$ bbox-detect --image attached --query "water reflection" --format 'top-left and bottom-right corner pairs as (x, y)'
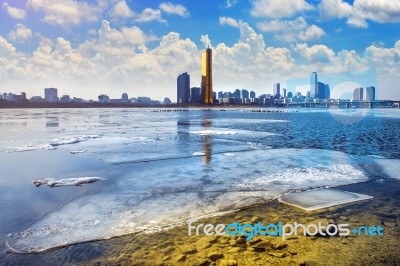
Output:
(201, 118), (212, 165)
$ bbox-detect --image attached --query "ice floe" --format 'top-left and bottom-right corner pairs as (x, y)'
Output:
(7, 149), (374, 253)
(32, 177), (102, 188)
(279, 189), (373, 211)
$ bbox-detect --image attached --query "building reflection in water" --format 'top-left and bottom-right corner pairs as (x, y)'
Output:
(200, 118), (212, 165)
(176, 115), (213, 165)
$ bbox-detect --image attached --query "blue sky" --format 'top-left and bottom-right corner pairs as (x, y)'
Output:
(0, 0), (399, 101)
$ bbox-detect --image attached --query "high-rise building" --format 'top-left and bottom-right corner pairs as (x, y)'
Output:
(287, 92), (293, 98)
(191, 87), (201, 102)
(283, 88), (287, 98)
(44, 88), (58, 102)
(250, 91), (256, 98)
(365, 86), (376, 101)
(242, 89), (249, 99)
(218, 91), (224, 99)
(98, 94), (109, 103)
(163, 97), (172, 104)
(201, 48), (213, 104)
(233, 89), (241, 98)
(273, 83), (281, 98)
(122, 93), (129, 102)
(60, 95), (70, 102)
(177, 72), (190, 104)
(353, 87), (363, 101)
(317, 82), (326, 99)
(310, 72), (317, 98)
(325, 84), (330, 100)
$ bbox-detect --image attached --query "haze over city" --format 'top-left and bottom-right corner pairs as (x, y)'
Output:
(0, 0), (399, 101)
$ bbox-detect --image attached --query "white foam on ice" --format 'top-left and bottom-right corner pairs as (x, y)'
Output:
(69, 150), (87, 154)
(48, 134), (101, 146)
(236, 164), (367, 190)
(6, 149), (372, 253)
(193, 152), (205, 156)
(32, 177), (102, 188)
(279, 189), (373, 211)
(39, 144), (56, 150)
(189, 130), (238, 135)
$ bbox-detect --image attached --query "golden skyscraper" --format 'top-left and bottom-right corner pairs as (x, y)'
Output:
(201, 48), (213, 104)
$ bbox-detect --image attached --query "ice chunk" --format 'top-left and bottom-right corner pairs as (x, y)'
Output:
(371, 159), (400, 180)
(32, 177), (102, 188)
(48, 134), (101, 146)
(279, 189), (373, 211)
(189, 130), (238, 135)
(7, 149), (370, 253)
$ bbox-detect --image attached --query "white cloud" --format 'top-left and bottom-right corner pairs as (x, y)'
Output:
(257, 17), (325, 42)
(294, 43), (335, 63)
(200, 35), (212, 49)
(318, 0), (352, 19)
(0, 21), (399, 101)
(159, 2), (189, 17)
(219, 16), (239, 28)
(251, 0), (314, 18)
(27, 0), (100, 28)
(318, 0), (400, 28)
(2, 2), (27, 19)
(224, 0), (238, 8)
(8, 24), (33, 43)
(111, 1), (134, 18)
(135, 8), (166, 24)
(0, 36), (16, 55)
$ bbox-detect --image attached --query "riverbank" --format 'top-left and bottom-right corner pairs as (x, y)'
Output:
(3, 178), (398, 266)
(84, 179), (400, 266)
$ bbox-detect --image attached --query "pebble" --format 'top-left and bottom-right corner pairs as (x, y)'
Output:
(207, 252), (224, 261)
(269, 252), (286, 258)
(219, 259), (238, 266)
(175, 254), (186, 262)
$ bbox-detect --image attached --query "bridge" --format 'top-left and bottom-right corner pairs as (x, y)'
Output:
(286, 101), (400, 109)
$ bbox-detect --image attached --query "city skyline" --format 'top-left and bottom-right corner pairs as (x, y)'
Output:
(0, 0), (400, 101)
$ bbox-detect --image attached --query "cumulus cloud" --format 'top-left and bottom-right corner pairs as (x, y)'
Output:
(257, 17), (325, 42)
(0, 20), (399, 101)
(111, 1), (134, 18)
(200, 34), (212, 48)
(27, 0), (100, 28)
(0, 36), (17, 55)
(2, 2), (27, 19)
(8, 24), (33, 43)
(318, 0), (400, 28)
(159, 2), (189, 17)
(219, 16), (239, 28)
(135, 8), (166, 24)
(224, 0), (238, 8)
(294, 43), (335, 63)
(251, 0), (314, 18)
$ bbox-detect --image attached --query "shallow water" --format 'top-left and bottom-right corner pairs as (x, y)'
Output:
(0, 108), (399, 262)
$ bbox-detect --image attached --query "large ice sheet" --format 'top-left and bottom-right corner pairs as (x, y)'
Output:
(6, 148), (371, 253)
(279, 189), (373, 211)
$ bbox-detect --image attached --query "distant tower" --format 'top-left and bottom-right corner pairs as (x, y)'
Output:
(201, 48), (213, 104)
(273, 83), (281, 98)
(365, 86), (376, 101)
(177, 72), (190, 104)
(122, 93), (128, 102)
(44, 88), (58, 102)
(310, 72), (317, 98)
(353, 88), (363, 101)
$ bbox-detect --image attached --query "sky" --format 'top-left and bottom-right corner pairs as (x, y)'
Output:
(0, 0), (399, 101)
